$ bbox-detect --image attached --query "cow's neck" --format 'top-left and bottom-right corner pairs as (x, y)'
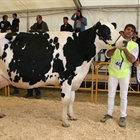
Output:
(74, 27), (96, 62)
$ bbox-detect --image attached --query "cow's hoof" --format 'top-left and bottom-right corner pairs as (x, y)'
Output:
(67, 114), (77, 121)
(0, 113), (6, 118)
(70, 118), (77, 121)
(62, 124), (70, 127)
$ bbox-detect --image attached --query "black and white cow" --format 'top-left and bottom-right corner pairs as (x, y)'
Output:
(0, 19), (125, 126)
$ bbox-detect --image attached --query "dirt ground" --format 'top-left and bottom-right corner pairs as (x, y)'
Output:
(0, 87), (140, 140)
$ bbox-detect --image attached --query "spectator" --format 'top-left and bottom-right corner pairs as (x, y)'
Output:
(11, 13), (20, 32)
(0, 15), (11, 32)
(132, 31), (140, 46)
(71, 10), (87, 32)
(132, 31), (140, 76)
(60, 16), (73, 32)
(30, 15), (49, 32)
(24, 88), (41, 99)
(100, 24), (139, 127)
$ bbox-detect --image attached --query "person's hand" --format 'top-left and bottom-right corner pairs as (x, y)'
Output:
(1, 23), (4, 28)
(75, 11), (78, 15)
(134, 58), (140, 67)
(115, 40), (127, 50)
(6, 30), (12, 33)
(80, 18), (84, 22)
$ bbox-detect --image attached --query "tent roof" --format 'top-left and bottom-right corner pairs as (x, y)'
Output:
(0, 0), (140, 13)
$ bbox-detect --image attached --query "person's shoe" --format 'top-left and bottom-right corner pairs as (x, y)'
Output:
(119, 117), (126, 127)
(24, 93), (33, 98)
(35, 94), (41, 99)
(100, 114), (112, 123)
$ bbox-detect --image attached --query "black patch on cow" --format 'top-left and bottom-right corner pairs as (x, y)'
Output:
(4, 44), (8, 50)
(63, 28), (96, 73)
(5, 32), (18, 41)
(53, 53), (64, 74)
(94, 21), (101, 30)
(1, 52), (7, 60)
(67, 74), (76, 85)
(4, 32), (62, 85)
(53, 37), (59, 50)
(61, 93), (65, 98)
(98, 25), (111, 41)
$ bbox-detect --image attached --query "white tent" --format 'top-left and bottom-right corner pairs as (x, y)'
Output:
(0, 0), (140, 34)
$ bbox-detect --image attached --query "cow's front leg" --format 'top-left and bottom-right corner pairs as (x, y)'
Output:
(61, 81), (71, 127)
(67, 91), (77, 121)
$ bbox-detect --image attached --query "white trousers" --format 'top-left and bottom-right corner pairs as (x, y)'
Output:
(107, 75), (130, 117)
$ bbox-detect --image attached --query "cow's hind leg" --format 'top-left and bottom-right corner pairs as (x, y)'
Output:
(67, 91), (77, 121)
(61, 81), (72, 127)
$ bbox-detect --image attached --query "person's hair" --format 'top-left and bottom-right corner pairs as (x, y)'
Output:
(76, 10), (83, 19)
(135, 31), (138, 35)
(63, 17), (68, 20)
(37, 15), (42, 19)
(2, 15), (8, 20)
(124, 24), (136, 33)
(111, 22), (117, 29)
(13, 13), (17, 17)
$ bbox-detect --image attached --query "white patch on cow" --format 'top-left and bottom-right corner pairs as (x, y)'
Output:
(22, 44), (26, 50)
(72, 61), (91, 91)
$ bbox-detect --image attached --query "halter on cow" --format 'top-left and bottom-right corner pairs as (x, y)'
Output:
(0, 19), (125, 126)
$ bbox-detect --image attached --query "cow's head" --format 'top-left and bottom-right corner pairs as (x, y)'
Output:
(94, 19), (126, 53)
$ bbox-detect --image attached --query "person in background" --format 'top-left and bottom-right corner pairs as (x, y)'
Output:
(30, 15), (49, 32)
(60, 16), (73, 32)
(11, 87), (19, 95)
(132, 31), (140, 46)
(11, 13), (20, 32)
(131, 31), (140, 76)
(71, 10), (87, 32)
(10, 13), (20, 94)
(24, 88), (41, 99)
(100, 24), (139, 127)
(0, 15), (11, 32)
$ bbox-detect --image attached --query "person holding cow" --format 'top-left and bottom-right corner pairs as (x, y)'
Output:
(71, 10), (87, 32)
(100, 24), (139, 127)
(30, 15), (49, 32)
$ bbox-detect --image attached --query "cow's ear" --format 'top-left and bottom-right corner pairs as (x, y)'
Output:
(94, 21), (101, 30)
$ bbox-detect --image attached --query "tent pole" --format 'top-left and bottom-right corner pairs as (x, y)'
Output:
(27, 12), (29, 32)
